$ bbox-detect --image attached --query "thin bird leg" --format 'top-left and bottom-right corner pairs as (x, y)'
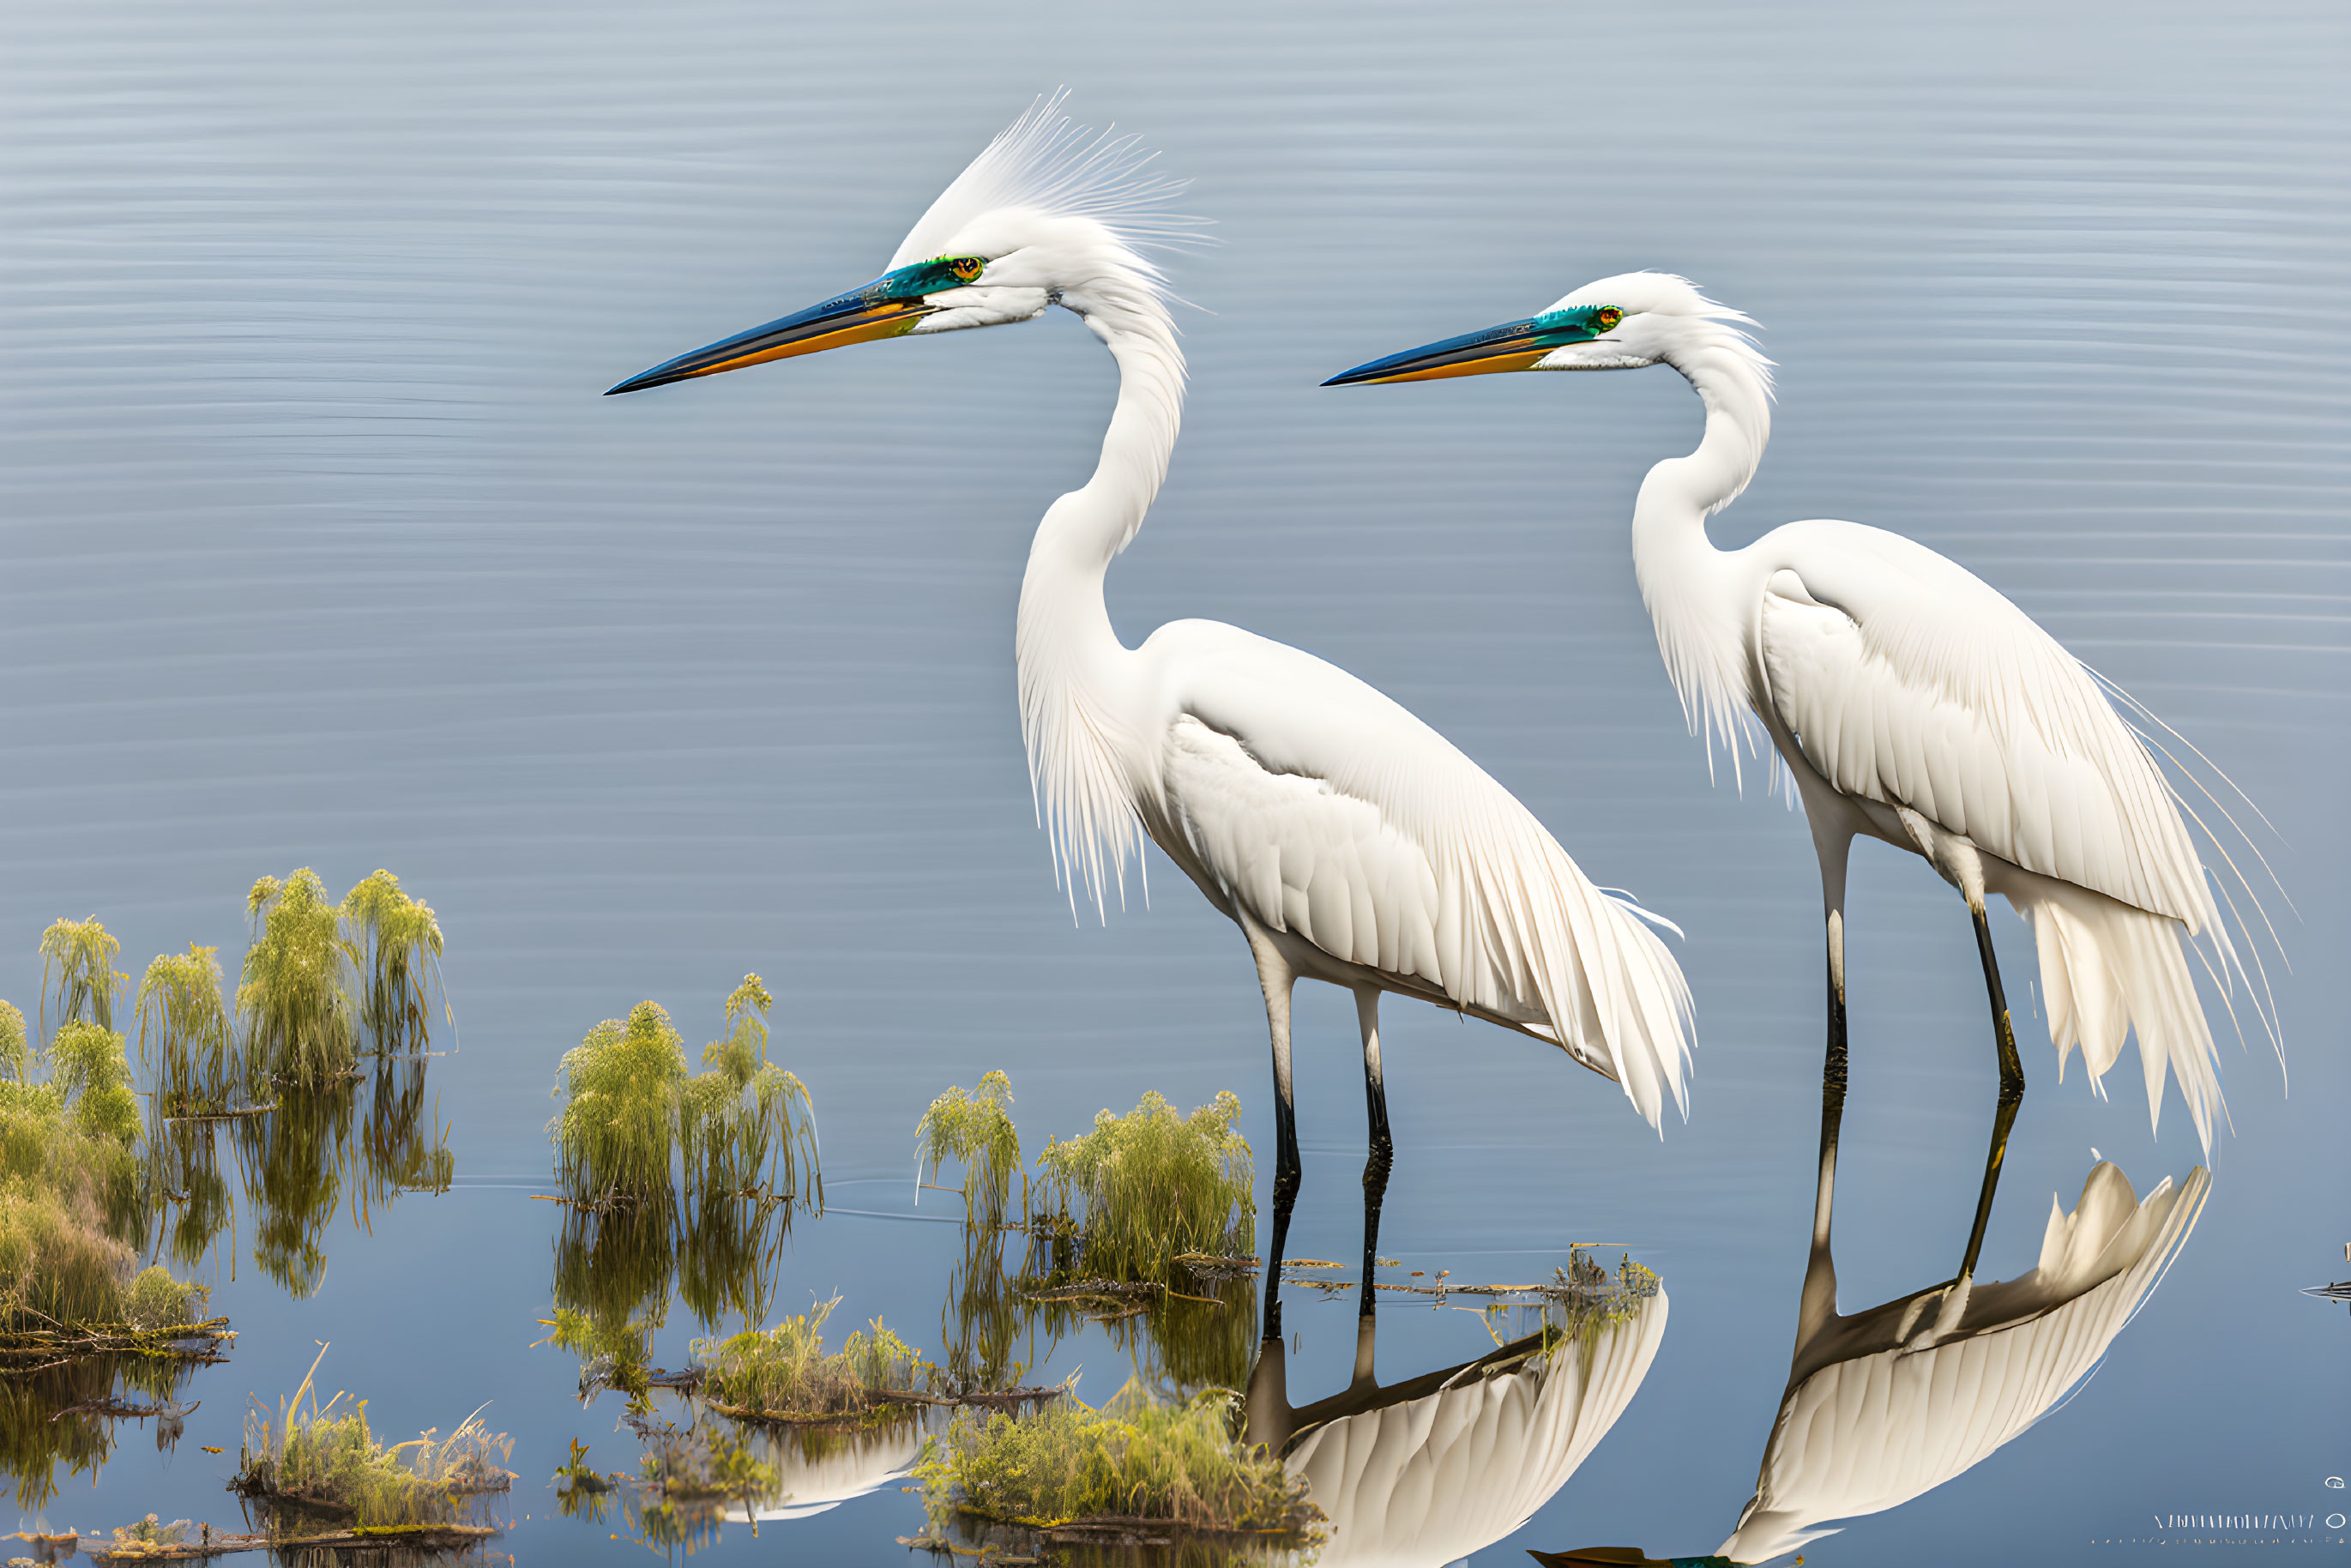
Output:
(1798, 832), (1850, 1349)
(1239, 913), (1300, 1340)
(1956, 902), (2028, 1283)
(1353, 986), (1393, 1330)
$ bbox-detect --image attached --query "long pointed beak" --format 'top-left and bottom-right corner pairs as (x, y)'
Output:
(606, 285), (936, 395)
(1323, 317), (1565, 386)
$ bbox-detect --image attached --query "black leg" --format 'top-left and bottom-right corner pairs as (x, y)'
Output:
(1240, 914), (1300, 1341)
(1956, 903), (2027, 1282)
(1353, 988), (1392, 1329)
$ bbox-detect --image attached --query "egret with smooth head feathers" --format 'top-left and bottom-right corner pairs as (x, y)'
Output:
(609, 108), (1698, 1328)
(1331, 273), (2279, 1300)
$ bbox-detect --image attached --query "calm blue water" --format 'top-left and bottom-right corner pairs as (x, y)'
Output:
(2, 1), (2346, 1562)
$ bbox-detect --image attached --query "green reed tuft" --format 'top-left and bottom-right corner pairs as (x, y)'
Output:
(0, 1008), (190, 1329)
(236, 1348), (514, 1535)
(39, 917), (124, 1039)
(695, 1294), (926, 1422)
(239, 871), (361, 1087)
(916, 1378), (1320, 1540)
(1034, 1090), (1254, 1279)
(136, 945), (238, 1116)
(915, 1070), (1022, 1233)
(340, 870), (449, 1052)
(552, 1002), (689, 1205)
(679, 975), (821, 1212)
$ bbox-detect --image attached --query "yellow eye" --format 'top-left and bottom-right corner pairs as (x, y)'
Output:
(1596, 307), (1623, 330)
(949, 256), (985, 283)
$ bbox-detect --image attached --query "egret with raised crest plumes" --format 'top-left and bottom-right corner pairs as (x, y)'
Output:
(609, 106), (1697, 1325)
(1330, 274), (2280, 1299)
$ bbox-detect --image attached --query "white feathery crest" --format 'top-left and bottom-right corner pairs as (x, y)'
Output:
(888, 90), (1205, 273)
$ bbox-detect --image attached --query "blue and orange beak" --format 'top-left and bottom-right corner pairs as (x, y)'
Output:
(1323, 305), (1620, 386)
(606, 256), (984, 395)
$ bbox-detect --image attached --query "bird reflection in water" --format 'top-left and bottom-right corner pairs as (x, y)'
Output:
(1234, 1173), (1668, 1568)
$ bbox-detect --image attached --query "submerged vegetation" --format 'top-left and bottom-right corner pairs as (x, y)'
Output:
(234, 1348), (513, 1539)
(916, 1378), (1321, 1543)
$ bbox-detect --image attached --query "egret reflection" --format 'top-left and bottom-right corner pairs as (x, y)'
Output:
(1718, 1159), (2206, 1563)
(1242, 1247), (1667, 1568)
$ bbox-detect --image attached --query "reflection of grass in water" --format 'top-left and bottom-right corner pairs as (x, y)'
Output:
(1036, 1090), (1254, 1280)
(339, 870), (447, 1053)
(546, 1198), (678, 1407)
(916, 1379), (1320, 1541)
(239, 871), (360, 1089)
(136, 946), (238, 1117)
(696, 1294), (926, 1422)
(0, 1351), (205, 1510)
(39, 917), (125, 1038)
(916, 1071), (1021, 1233)
(235, 1348), (514, 1535)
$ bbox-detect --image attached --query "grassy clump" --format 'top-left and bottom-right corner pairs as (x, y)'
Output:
(552, 1002), (690, 1206)
(39, 918), (125, 1038)
(917, 1379), (1320, 1540)
(1036, 1091), (1254, 1278)
(696, 1294), (926, 1422)
(124, 1264), (209, 1330)
(0, 1011), (166, 1326)
(136, 945), (238, 1117)
(914, 1070), (1021, 1233)
(340, 870), (448, 1052)
(235, 1351), (514, 1535)
(240, 871), (361, 1087)
(679, 976), (821, 1211)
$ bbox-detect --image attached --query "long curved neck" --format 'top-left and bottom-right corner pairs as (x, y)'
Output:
(1015, 280), (1185, 918)
(1628, 323), (1775, 777)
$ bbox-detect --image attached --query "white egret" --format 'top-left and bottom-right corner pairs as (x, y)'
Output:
(1331, 274), (2276, 1292)
(607, 107), (1697, 1318)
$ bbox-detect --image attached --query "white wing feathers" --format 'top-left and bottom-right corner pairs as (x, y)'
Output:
(1752, 521), (2262, 1149)
(1148, 624), (1694, 1129)
(1756, 522), (2215, 931)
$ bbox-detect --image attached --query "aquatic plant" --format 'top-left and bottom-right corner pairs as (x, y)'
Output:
(679, 975), (822, 1211)
(136, 945), (238, 1117)
(124, 1265), (209, 1330)
(1034, 1090), (1254, 1278)
(235, 1348), (514, 1535)
(340, 870), (449, 1052)
(696, 1294), (927, 1422)
(552, 1002), (689, 1205)
(916, 1378), (1320, 1540)
(0, 1015), (155, 1325)
(39, 917), (124, 1038)
(915, 1070), (1021, 1233)
(238, 871), (361, 1086)
(0, 1001), (26, 1083)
